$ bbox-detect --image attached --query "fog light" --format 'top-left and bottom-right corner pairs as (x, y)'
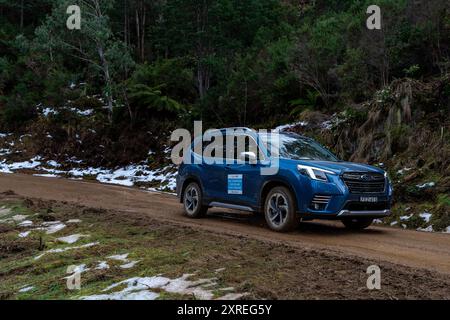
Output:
(310, 195), (332, 211)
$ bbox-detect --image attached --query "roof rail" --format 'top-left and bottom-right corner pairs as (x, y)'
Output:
(220, 127), (255, 132)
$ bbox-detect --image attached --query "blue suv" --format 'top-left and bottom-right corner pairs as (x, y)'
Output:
(176, 128), (393, 232)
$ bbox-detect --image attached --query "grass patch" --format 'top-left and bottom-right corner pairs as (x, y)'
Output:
(1, 195), (449, 300)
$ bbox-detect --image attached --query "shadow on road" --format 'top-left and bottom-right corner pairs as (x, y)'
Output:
(206, 209), (387, 236)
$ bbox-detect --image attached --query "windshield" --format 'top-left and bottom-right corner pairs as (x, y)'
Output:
(259, 133), (339, 161)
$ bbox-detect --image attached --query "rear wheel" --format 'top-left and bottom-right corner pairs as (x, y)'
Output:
(183, 182), (208, 218)
(341, 218), (373, 230)
(264, 186), (299, 232)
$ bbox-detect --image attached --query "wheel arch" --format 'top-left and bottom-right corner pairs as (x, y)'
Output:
(180, 175), (204, 203)
(260, 179), (298, 212)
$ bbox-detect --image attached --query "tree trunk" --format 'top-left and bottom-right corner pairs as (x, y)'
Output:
(124, 0), (128, 46)
(135, 1), (147, 62)
(121, 85), (135, 128)
(141, 7), (146, 61)
(20, 0), (24, 30)
(97, 45), (114, 119)
(195, 0), (211, 99)
(91, 0), (114, 120)
(136, 7), (140, 60)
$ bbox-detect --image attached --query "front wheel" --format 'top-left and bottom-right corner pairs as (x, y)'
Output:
(264, 186), (299, 232)
(341, 218), (373, 230)
(183, 182), (208, 218)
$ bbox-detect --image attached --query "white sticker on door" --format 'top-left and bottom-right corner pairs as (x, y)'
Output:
(228, 174), (243, 195)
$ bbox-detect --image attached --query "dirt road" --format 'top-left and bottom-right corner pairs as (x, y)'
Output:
(1, 173), (450, 275)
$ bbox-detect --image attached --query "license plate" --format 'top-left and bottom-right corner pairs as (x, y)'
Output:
(360, 196), (378, 203)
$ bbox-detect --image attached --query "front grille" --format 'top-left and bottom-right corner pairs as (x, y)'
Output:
(342, 172), (386, 194)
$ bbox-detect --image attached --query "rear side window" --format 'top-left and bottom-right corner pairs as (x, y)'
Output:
(225, 134), (264, 161)
(194, 133), (265, 162)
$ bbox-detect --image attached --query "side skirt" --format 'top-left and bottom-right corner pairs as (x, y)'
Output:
(208, 202), (255, 212)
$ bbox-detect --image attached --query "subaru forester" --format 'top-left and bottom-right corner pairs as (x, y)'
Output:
(176, 128), (393, 232)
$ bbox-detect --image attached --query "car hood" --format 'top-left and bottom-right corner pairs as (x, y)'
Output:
(293, 160), (385, 175)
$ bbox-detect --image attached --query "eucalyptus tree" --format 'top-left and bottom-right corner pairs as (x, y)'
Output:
(34, 0), (134, 120)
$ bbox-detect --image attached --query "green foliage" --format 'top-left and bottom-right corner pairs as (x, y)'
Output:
(389, 124), (411, 153)
(336, 48), (372, 101)
(437, 194), (450, 207)
(341, 107), (368, 123)
(128, 84), (184, 114)
(289, 90), (320, 117)
(0, 0), (448, 129)
(1, 96), (37, 129)
(404, 65), (421, 78)
(130, 59), (195, 105)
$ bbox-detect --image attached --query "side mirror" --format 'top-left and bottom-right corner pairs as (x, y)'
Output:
(239, 151), (257, 164)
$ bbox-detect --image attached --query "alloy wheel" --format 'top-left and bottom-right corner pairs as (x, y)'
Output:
(267, 193), (289, 227)
(184, 185), (199, 214)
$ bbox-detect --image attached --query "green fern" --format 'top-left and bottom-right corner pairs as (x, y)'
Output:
(289, 90), (320, 117)
(128, 84), (183, 113)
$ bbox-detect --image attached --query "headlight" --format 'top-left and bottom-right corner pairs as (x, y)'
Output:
(297, 165), (335, 182)
(384, 171), (394, 194)
(384, 171), (391, 183)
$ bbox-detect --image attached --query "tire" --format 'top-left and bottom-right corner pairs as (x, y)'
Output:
(183, 182), (208, 218)
(264, 186), (299, 232)
(341, 218), (373, 230)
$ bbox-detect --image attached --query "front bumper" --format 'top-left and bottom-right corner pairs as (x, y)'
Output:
(337, 209), (391, 218)
(294, 174), (393, 219)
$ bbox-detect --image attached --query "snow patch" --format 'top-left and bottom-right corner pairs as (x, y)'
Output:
(12, 215), (28, 222)
(107, 254), (129, 262)
(41, 107), (59, 117)
(0, 148), (11, 156)
(275, 121), (308, 132)
(46, 160), (61, 168)
(397, 167), (412, 175)
(0, 133), (12, 138)
(70, 108), (94, 116)
(321, 114), (345, 130)
(18, 231), (31, 238)
(2, 156), (41, 173)
(18, 220), (33, 227)
(19, 286), (35, 293)
(416, 182), (436, 189)
(57, 234), (90, 244)
(0, 163), (13, 174)
(34, 242), (99, 260)
(417, 226), (434, 233)
(38, 221), (66, 234)
(420, 212), (432, 223)
(65, 264), (90, 277)
(33, 174), (60, 178)
(1, 153), (177, 192)
(120, 261), (140, 269)
(82, 274), (245, 301)
(83, 290), (159, 301)
(95, 164), (177, 190)
(67, 219), (82, 224)
(95, 261), (110, 270)
(0, 207), (11, 217)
